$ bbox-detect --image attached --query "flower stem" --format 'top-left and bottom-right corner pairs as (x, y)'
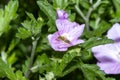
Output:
(75, 0), (101, 31)
(75, 5), (87, 21)
(75, 5), (90, 31)
(25, 37), (39, 79)
(85, 7), (93, 31)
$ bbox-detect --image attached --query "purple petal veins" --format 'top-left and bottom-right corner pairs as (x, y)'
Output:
(47, 10), (85, 51)
(92, 23), (120, 74)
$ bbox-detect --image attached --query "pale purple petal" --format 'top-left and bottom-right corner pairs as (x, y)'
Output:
(56, 10), (68, 19)
(47, 32), (70, 51)
(97, 62), (120, 74)
(68, 24), (85, 40)
(92, 42), (120, 74)
(56, 19), (78, 32)
(71, 39), (84, 45)
(107, 23), (120, 41)
(92, 43), (120, 63)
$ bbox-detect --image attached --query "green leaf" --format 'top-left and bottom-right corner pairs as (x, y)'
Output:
(106, 78), (116, 80)
(109, 18), (120, 23)
(82, 37), (114, 49)
(0, 58), (16, 80)
(16, 28), (32, 39)
(22, 59), (30, 75)
(7, 52), (18, 65)
(26, 12), (36, 21)
(53, 0), (69, 9)
(47, 20), (56, 32)
(23, 12), (43, 33)
(80, 49), (93, 62)
(33, 49), (81, 78)
(37, 1), (56, 21)
(112, 0), (120, 17)
(17, 12), (44, 39)
(79, 0), (90, 9)
(32, 54), (51, 73)
(4, 0), (18, 21)
(7, 38), (19, 54)
(61, 63), (80, 77)
(81, 64), (115, 80)
(37, 1), (56, 32)
(81, 64), (105, 80)
(93, 20), (111, 37)
(15, 70), (26, 80)
(68, 13), (76, 21)
(56, 48), (81, 76)
(0, 0), (18, 36)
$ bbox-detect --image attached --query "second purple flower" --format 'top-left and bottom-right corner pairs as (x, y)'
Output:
(92, 23), (120, 74)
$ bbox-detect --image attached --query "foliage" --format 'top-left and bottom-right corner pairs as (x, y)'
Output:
(0, 0), (120, 80)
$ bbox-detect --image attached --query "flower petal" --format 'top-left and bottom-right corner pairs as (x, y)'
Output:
(71, 39), (84, 45)
(56, 10), (68, 19)
(47, 32), (70, 51)
(107, 23), (120, 41)
(92, 43), (120, 63)
(68, 24), (85, 40)
(56, 19), (78, 33)
(97, 62), (120, 74)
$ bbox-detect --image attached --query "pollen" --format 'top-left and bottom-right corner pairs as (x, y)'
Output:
(58, 36), (71, 44)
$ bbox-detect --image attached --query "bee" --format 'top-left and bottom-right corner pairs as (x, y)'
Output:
(58, 36), (71, 44)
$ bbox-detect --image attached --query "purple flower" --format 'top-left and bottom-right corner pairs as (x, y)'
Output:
(92, 23), (120, 74)
(47, 10), (85, 51)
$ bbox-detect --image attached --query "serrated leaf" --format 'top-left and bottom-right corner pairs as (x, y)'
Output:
(32, 54), (51, 73)
(4, 0), (18, 21)
(20, 12), (44, 37)
(82, 37), (114, 49)
(37, 1), (56, 21)
(26, 12), (36, 21)
(56, 48), (81, 76)
(16, 70), (26, 80)
(60, 48), (80, 67)
(16, 28), (32, 39)
(47, 20), (56, 32)
(53, 0), (69, 9)
(0, 58), (16, 80)
(81, 64), (106, 80)
(93, 21), (111, 36)
(81, 64), (115, 80)
(61, 63), (80, 77)
(37, 1), (56, 32)
(21, 20), (32, 31)
(33, 49), (81, 77)
(0, 0), (18, 36)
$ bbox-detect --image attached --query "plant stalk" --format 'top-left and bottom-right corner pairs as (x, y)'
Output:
(75, 0), (101, 31)
(25, 37), (39, 79)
